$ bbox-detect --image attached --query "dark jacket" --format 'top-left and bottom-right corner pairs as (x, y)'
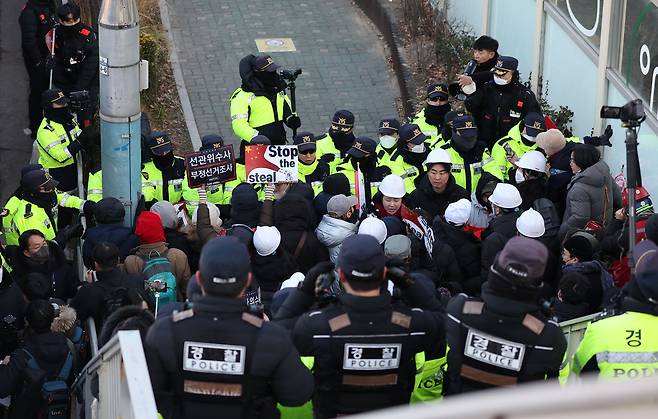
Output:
(407, 174), (469, 221)
(99, 305), (155, 347)
(480, 211), (521, 282)
(432, 219), (482, 295)
(445, 283), (566, 395)
(559, 160), (622, 239)
(550, 298), (590, 323)
(9, 241), (78, 300)
(52, 22), (99, 93)
(252, 252), (293, 313)
(465, 75), (541, 148)
(274, 194), (329, 274)
(83, 223), (139, 268)
(517, 178), (549, 211)
(278, 282), (445, 417)
(69, 268), (145, 329)
(0, 331), (73, 415)
(562, 261), (615, 313)
(470, 54), (498, 87)
(546, 142), (575, 218)
(164, 227), (198, 272)
(0, 277), (26, 357)
(18, 0), (53, 66)
(144, 295), (313, 419)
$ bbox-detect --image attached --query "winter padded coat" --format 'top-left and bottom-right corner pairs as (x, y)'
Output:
(559, 160), (621, 238)
(315, 215), (358, 263)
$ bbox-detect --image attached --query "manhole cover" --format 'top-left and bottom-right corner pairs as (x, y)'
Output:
(255, 38), (296, 52)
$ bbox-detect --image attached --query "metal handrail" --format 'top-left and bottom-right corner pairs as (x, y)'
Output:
(72, 330), (157, 419)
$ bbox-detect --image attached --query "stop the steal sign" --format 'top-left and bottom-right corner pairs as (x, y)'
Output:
(245, 145), (298, 184)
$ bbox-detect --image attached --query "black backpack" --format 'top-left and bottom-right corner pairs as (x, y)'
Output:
(19, 347), (74, 419)
(100, 286), (129, 325)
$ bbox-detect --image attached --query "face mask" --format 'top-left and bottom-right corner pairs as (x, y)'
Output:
(46, 107), (74, 124)
(153, 152), (175, 169)
(515, 169), (525, 184)
(522, 133), (536, 143)
(452, 132), (477, 153)
(410, 143), (426, 154)
(493, 75), (510, 85)
(379, 135), (397, 149)
(30, 245), (50, 264)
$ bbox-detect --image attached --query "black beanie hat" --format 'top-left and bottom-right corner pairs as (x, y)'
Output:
(572, 144), (600, 171)
(563, 235), (593, 261)
(322, 173), (351, 196)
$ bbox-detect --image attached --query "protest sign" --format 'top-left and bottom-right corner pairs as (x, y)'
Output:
(185, 145), (236, 188)
(245, 145), (298, 184)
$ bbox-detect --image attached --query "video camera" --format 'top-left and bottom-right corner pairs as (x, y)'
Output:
(68, 90), (91, 114)
(278, 68), (302, 82)
(600, 99), (645, 127)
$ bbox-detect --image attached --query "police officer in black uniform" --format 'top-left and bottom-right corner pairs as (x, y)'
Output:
(276, 234), (445, 418)
(465, 56), (540, 148)
(19, 0), (55, 135)
(53, 2), (99, 119)
(444, 236), (566, 395)
(144, 236), (314, 419)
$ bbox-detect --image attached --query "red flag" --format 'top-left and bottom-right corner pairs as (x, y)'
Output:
(245, 145), (280, 172)
(545, 115), (557, 130)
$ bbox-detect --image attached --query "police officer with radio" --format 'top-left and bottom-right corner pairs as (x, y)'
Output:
(144, 236), (314, 419)
(276, 234), (445, 418)
(445, 237), (566, 395)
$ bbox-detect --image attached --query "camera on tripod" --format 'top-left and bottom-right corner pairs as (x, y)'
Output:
(600, 99), (645, 127)
(278, 68), (302, 82)
(68, 90), (91, 113)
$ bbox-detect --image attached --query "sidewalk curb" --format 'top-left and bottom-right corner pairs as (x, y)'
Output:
(158, 0), (201, 150)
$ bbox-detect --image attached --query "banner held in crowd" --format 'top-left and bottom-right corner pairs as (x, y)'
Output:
(185, 145), (236, 188)
(245, 145), (298, 184)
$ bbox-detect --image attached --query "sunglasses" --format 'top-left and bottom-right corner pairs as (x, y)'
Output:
(299, 149), (316, 155)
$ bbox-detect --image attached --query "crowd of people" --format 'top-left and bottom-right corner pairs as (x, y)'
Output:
(0, 1), (657, 418)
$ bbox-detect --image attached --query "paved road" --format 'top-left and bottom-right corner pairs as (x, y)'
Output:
(165, 0), (398, 148)
(0, 0), (33, 205)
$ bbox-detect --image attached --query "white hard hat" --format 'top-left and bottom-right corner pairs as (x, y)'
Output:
(281, 272), (305, 289)
(444, 198), (472, 226)
(358, 216), (388, 244)
(516, 208), (546, 238)
(379, 174), (406, 198)
(488, 183), (522, 209)
(253, 225), (282, 256)
(423, 148), (451, 166)
(516, 150), (547, 173)
(192, 203), (222, 230)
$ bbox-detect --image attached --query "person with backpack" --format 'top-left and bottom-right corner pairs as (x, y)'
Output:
(0, 299), (76, 419)
(124, 211), (191, 314)
(70, 242), (145, 331)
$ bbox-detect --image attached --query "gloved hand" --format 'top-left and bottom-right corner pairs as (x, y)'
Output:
(56, 222), (84, 245)
(286, 114), (301, 130)
(599, 124), (613, 147)
(385, 258), (414, 290)
(320, 154), (335, 164)
(67, 140), (83, 156)
(300, 261), (335, 297)
(82, 200), (96, 221)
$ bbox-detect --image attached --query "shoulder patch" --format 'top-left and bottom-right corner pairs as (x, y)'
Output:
(0, 208), (8, 218)
(391, 311), (411, 329)
(141, 171), (149, 180)
(44, 124), (55, 132)
(522, 314), (545, 335)
(230, 88), (243, 100)
(172, 309), (194, 322)
(242, 312), (263, 328)
(462, 301), (484, 315)
(79, 28), (91, 37)
(328, 313), (351, 332)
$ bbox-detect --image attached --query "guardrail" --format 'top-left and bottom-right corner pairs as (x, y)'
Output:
(559, 312), (598, 370)
(72, 330), (157, 419)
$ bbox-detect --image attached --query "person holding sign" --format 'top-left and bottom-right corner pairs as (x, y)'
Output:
(332, 137), (392, 208)
(182, 134), (230, 217)
(223, 135), (270, 204)
(294, 132), (330, 196)
(141, 131), (187, 205)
